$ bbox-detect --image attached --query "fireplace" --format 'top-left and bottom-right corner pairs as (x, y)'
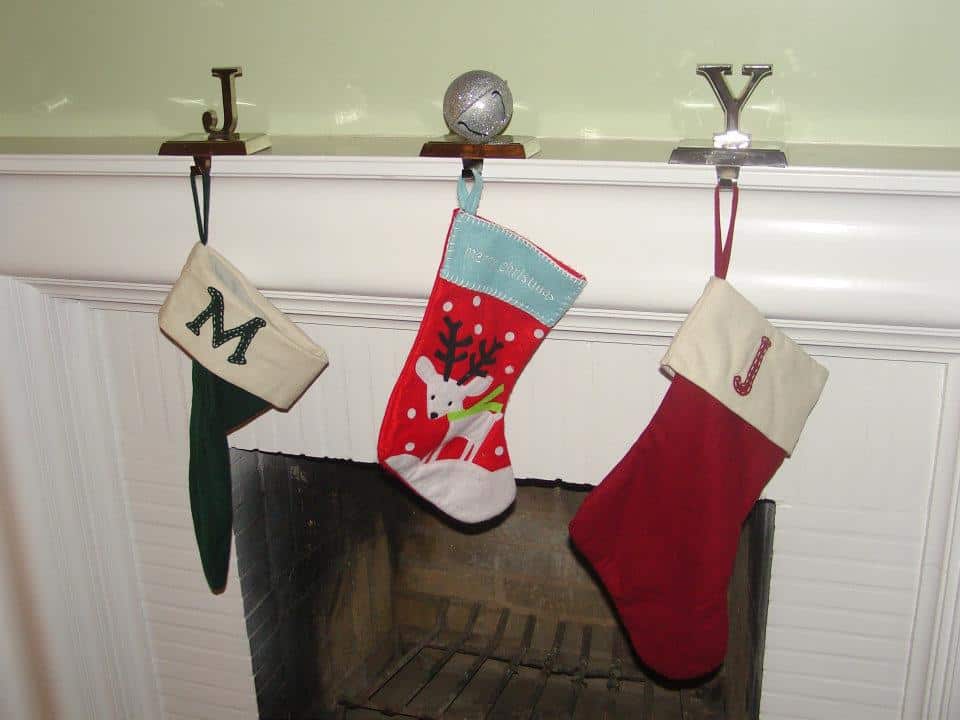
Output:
(4, 147), (959, 720)
(231, 450), (775, 719)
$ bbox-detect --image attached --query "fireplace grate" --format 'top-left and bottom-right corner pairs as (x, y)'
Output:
(232, 453), (771, 719)
(336, 596), (724, 720)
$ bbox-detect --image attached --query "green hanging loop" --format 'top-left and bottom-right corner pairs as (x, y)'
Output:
(190, 157), (212, 245)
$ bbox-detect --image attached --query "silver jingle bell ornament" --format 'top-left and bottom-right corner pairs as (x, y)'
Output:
(443, 70), (514, 144)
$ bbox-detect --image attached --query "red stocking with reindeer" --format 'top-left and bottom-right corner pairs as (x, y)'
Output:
(378, 170), (586, 523)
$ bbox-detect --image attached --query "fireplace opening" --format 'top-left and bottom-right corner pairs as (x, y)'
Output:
(230, 450), (775, 720)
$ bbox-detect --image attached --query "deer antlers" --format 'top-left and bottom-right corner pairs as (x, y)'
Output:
(435, 316), (471, 381)
(459, 337), (504, 386)
(434, 315), (503, 384)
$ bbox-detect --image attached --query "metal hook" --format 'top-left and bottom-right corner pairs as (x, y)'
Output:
(716, 164), (739, 190)
(191, 154), (212, 176)
(461, 158), (483, 179)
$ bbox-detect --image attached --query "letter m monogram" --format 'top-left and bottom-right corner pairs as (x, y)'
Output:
(185, 287), (267, 365)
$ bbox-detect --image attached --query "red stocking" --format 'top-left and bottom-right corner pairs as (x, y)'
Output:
(569, 185), (828, 679)
(378, 170), (586, 523)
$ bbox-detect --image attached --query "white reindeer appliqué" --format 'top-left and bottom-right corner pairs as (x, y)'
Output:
(416, 316), (505, 464)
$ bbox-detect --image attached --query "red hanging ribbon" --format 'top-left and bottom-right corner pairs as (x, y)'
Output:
(713, 183), (739, 279)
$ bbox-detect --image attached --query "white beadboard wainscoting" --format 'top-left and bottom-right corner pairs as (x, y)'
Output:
(2, 147), (960, 720)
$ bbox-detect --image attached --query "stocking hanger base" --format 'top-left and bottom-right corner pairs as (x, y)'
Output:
(670, 144), (787, 188)
(420, 134), (540, 178)
(158, 133), (272, 158)
(669, 144), (786, 167)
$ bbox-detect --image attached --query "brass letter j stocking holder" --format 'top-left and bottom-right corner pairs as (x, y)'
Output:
(159, 66), (272, 162)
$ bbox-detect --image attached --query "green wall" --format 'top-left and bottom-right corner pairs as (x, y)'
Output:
(2, 0), (956, 146)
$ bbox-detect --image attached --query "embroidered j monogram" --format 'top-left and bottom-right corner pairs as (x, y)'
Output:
(185, 286), (267, 365)
(733, 335), (772, 396)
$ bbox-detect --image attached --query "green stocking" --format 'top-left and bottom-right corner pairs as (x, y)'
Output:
(162, 169), (328, 593)
(189, 361), (269, 593)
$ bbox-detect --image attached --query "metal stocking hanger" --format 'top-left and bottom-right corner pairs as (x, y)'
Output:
(159, 67), (272, 244)
(670, 64), (786, 263)
(159, 66), (271, 163)
(670, 63), (787, 188)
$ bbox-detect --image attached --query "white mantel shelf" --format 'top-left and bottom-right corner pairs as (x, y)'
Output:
(2, 140), (960, 720)
(3, 135), (960, 195)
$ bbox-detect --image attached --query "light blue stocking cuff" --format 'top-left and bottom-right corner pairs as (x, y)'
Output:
(440, 211), (586, 327)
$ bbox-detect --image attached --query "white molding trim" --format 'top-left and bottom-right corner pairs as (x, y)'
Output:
(3, 152), (960, 196)
(907, 358), (960, 719)
(6, 160), (960, 328)
(0, 280), (164, 720)
(22, 277), (960, 358)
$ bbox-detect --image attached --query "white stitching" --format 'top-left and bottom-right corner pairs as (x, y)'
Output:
(442, 212), (585, 326)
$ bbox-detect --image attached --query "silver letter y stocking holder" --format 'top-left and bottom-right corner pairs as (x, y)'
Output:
(670, 64), (787, 186)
